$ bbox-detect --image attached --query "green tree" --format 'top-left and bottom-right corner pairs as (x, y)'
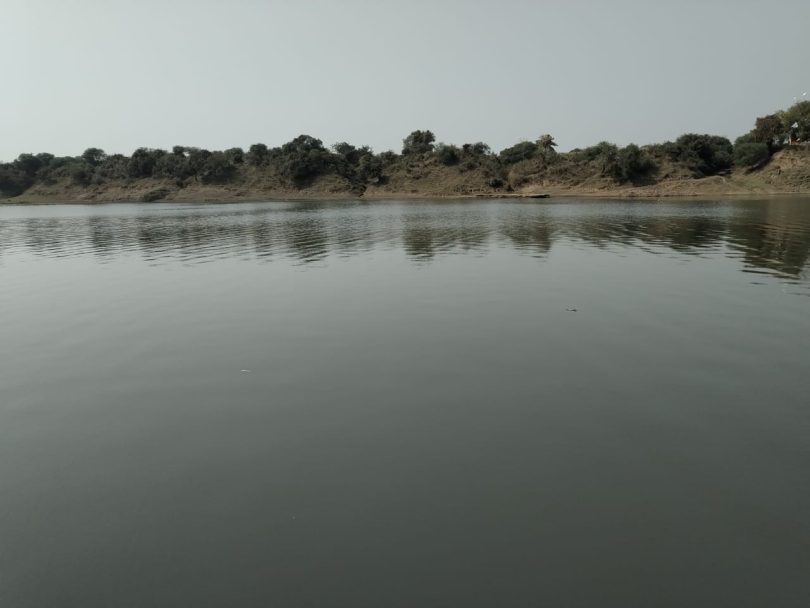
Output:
(781, 101), (810, 141)
(333, 142), (362, 165)
(278, 135), (333, 183)
(199, 152), (237, 184)
(14, 153), (44, 176)
(246, 143), (268, 166)
(35, 152), (55, 167)
(154, 153), (188, 179)
(751, 115), (784, 152)
(96, 154), (129, 180)
(185, 148), (212, 175)
(590, 142), (619, 175)
(537, 134), (558, 156)
(127, 148), (165, 178)
(402, 130), (436, 155)
(357, 154), (383, 182)
(224, 147), (244, 164)
(0, 164), (32, 196)
(81, 148), (106, 167)
(674, 134), (733, 176)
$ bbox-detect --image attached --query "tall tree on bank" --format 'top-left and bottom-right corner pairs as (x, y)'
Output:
(402, 130), (435, 155)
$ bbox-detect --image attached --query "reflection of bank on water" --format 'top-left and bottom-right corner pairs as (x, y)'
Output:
(1, 198), (809, 283)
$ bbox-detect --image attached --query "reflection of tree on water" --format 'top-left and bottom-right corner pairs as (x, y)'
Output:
(22, 218), (75, 256)
(6, 200), (810, 280)
(249, 220), (279, 258)
(88, 216), (122, 258)
(330, 213), (379, 256)
(402, 212), (489, 260)
(643, 216), (726, 251)
(135, 215), (258, 260)
(499, 219), (553, 254)
(726, 201), (810, 277)
(281, 217), (329, 263)
(567, 214), (726, 251)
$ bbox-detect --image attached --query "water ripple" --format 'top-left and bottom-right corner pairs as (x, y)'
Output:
(1, 199), (809, 287)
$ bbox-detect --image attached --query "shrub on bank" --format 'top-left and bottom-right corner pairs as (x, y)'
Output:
(733, 142), (770, 168)
(435, 144), (461, 166)
(613, 144), (657, 183)
(673, 134), (733, 177)
(0, 165), (32, 196)
(499, 141), (537, 165)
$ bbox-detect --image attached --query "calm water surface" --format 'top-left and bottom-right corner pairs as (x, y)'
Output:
(1, 199), (809, 607)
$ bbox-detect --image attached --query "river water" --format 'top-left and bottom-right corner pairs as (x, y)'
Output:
(1, 199), (809, 607)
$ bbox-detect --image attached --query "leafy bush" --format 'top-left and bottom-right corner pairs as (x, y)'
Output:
(224, 147), (244, 165)
(199, 152), (237, 184)
(69, 162), (93, 185)
(14, 153), (45, 176)
(673, 134), (733, 176)
(613, 144), (657, 183)
(127, 148), (165, 178)
(154, 153), (189, 179)
(499, 141), (537, 165)
(277, 135), (333, 183)
(332, 142), (361, 164)
(435, 144), (461, 166)
(185, 148), (212, 175)
(566, 141), (619, 175)
(462, 142), (491, 156)
(588, 141), (618, 164)
(377, 151), (399, 165)
(358, 154), (383, 182)
(0, 165), (32, 196)
(35, 152), (55, 168)
(733, 142), (770, 167)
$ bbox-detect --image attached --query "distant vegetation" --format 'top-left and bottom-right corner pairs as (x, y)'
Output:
(2, 101), (809, 198)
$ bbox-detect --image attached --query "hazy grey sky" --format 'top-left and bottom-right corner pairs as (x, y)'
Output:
(1, 0), (808, 161)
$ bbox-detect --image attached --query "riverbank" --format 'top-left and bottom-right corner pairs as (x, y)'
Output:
(3, 147), (809, 204)
(4, 183), (808, 204)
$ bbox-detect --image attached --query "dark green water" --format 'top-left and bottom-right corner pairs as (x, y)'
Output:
(1, 199), (809, 607)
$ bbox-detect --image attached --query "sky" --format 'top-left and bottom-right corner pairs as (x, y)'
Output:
(1, 0), (809, 161)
